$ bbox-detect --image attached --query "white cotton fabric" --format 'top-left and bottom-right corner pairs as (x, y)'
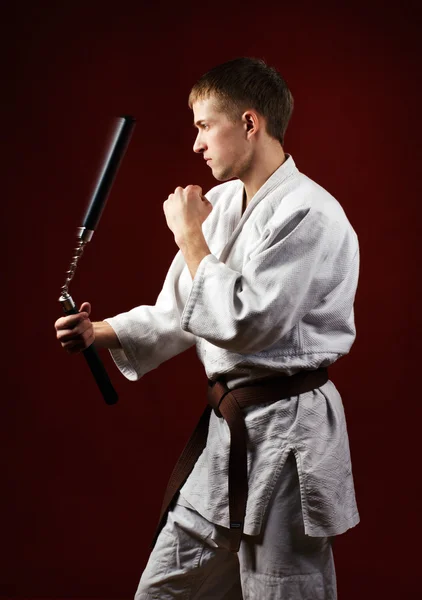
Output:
(105, 154), (360, 537)
(136, 453), (337, 600)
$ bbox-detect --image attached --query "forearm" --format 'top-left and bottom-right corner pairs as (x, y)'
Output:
(93, 321), (122, 349)
(177, 227), (211, 279)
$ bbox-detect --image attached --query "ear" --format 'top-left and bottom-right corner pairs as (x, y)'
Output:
(242, 111), (260, 138)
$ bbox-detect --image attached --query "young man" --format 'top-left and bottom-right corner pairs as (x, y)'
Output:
(55, 57), (360, 599)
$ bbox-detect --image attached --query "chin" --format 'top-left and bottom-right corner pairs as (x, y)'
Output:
(212, 167), (235, 182)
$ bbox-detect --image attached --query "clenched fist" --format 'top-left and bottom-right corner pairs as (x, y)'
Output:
(163, 185), (212, 246)
(54, 301), (95, 354)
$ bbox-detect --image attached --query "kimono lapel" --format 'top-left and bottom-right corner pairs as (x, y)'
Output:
(218, 154), (297, 263)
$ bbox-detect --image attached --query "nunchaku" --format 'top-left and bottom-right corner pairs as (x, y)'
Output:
(59, 115), (136, 405)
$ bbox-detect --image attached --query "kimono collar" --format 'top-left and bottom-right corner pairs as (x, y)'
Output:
(253, 153), (297, 199)
(241, 154), (298, 218)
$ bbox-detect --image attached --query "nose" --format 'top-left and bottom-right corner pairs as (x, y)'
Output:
(193, 132), (206, 154)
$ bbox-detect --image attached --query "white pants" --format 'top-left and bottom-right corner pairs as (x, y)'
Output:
(135, 453), (337, 599)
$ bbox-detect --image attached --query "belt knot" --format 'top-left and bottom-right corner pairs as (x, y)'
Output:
(207, 379), (231, 418)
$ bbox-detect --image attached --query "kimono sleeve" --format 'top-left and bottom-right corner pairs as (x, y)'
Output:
(104, 251), (196, 380)
(180, 205), (358, 354)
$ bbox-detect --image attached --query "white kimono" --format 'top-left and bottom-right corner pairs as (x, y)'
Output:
(105, 154), (360, 538)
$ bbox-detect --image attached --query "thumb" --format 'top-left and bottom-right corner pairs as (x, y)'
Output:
(79, 301), (91, 316)
(201, 196), (213, 213)
(201, 194), (212, 207)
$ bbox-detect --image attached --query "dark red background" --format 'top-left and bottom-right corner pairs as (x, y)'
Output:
(2, 0), (421, 597)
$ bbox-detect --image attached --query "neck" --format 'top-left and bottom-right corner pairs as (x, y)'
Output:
(242, 145), (287, 206)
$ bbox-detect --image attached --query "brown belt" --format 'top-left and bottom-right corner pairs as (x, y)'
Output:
(151, 367), (329, 553)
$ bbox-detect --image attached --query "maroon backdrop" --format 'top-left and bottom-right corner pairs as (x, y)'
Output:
(2, 0), (421, 597)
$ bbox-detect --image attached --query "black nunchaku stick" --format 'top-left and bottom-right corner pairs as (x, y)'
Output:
(59, 115), (136, 405)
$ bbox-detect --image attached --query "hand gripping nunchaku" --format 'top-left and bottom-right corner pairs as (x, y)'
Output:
(59, 115), (136, 405)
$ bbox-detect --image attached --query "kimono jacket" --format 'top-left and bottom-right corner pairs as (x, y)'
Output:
(105, 154), (360, 537)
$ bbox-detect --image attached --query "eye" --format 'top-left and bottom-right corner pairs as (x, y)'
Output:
(194, 122), (210, 132)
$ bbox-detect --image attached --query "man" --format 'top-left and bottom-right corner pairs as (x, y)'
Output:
(55, 57), (360, 599)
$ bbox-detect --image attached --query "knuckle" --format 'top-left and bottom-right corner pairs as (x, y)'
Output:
(55, 317), (68, 330)
(59, 331), (73, 343)
(68, 345), (81, 354)
(71, 325), (82, 337)
(64, 339), (84, 353)
(64, 315), (81, 329)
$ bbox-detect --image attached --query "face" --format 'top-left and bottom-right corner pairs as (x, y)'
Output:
(192, 96), (253, 181)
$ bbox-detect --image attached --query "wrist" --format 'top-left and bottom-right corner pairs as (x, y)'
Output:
(175, 224), (203, 249)
(176, 229), (211, 279)
(93, 321), (121, 349)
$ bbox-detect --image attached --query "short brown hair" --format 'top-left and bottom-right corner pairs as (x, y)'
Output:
(188, 57), (294, 145)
